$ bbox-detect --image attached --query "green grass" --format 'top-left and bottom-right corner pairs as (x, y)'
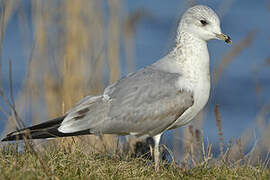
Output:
(0, 143), (269, 180)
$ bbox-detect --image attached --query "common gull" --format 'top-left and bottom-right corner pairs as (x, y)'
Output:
(2, 5), (231, 171)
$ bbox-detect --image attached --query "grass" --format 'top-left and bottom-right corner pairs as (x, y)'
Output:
(0, 143), (269, 180)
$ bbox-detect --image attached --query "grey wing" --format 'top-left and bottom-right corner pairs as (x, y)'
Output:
(101, 67), (194, 136)
(58, 66), (194, 136)
(58, 95), (110, 133)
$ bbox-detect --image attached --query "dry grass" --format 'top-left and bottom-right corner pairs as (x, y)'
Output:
(214, 104), (224, 156)
(212, 30), (256, 84)
(0, 143), (269, 180)
(1, 0), (125, 153)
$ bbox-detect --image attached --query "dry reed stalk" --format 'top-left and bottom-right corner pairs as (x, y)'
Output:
(223, 138), (233, 163)
(59, 0), (84, 110)
(188, 125), (199, 166)
(181, 111), (204, 164)
(228, 128), (253, 163)
(181, 126), (193, 166)
(265, 57), (270, 66)
(214, 104), (224, 156)
(187, 0), (196, 7)
(172, 129), (180, 162)
(236, 138), (244, 161)
(201, 136), (213, 164)
(0, 0), (19, 87)
(212, 30), (256, 84)
(0, 4), (5, 87)
(1, 0), (125, 154)
(2, 59), (51, 178)
(108, 0), (121, 83)
(246, 105), (270, 162)
(251, 124), (270, 164)
(256, 105), (270, 136)
(252, 65), (263, 98)
(123, 9), (149, 73)
(0, 61), (25, 130)
(195, 129), (202, 160)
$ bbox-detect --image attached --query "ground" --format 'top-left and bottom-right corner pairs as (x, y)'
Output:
(0, 143), (269, 180)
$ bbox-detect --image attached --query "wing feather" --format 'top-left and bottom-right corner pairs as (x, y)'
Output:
(59, 66), (194, 136)
(101, 67), (194, 136)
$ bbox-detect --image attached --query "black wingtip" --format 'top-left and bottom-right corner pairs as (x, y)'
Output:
(1, 137), (14, 142)
(1, 135), (15, 142)
(1, 116), (66, 142)
(1, 131), (23, 142)
(1, 131), (15, 141)
(1, 116), (92, 141)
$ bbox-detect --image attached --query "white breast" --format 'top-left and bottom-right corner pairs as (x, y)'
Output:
(166, 35), (211, 129)
(172, 67), (210, 128)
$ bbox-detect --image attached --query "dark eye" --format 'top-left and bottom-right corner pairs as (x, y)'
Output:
(200, 20), (208, 26)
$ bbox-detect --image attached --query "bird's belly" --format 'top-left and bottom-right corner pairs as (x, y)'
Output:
(169, 79), (210, 129)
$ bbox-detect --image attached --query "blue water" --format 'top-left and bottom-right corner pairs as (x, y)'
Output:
(1, 1), (270, 146)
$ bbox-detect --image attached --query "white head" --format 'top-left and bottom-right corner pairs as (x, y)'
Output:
(178, 5), (231, 44)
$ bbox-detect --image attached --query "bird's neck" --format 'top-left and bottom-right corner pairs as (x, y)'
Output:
(173, 31), (208, 58)
(169, 31), (210, 74)
(166, 31), (210, 93)
(168, 31), (211, 107)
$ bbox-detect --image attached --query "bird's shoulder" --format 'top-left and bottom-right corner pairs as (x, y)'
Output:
(103, 64), (182, 100)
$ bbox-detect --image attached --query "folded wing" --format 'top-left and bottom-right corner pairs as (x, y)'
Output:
(59, 66), (194, 137)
